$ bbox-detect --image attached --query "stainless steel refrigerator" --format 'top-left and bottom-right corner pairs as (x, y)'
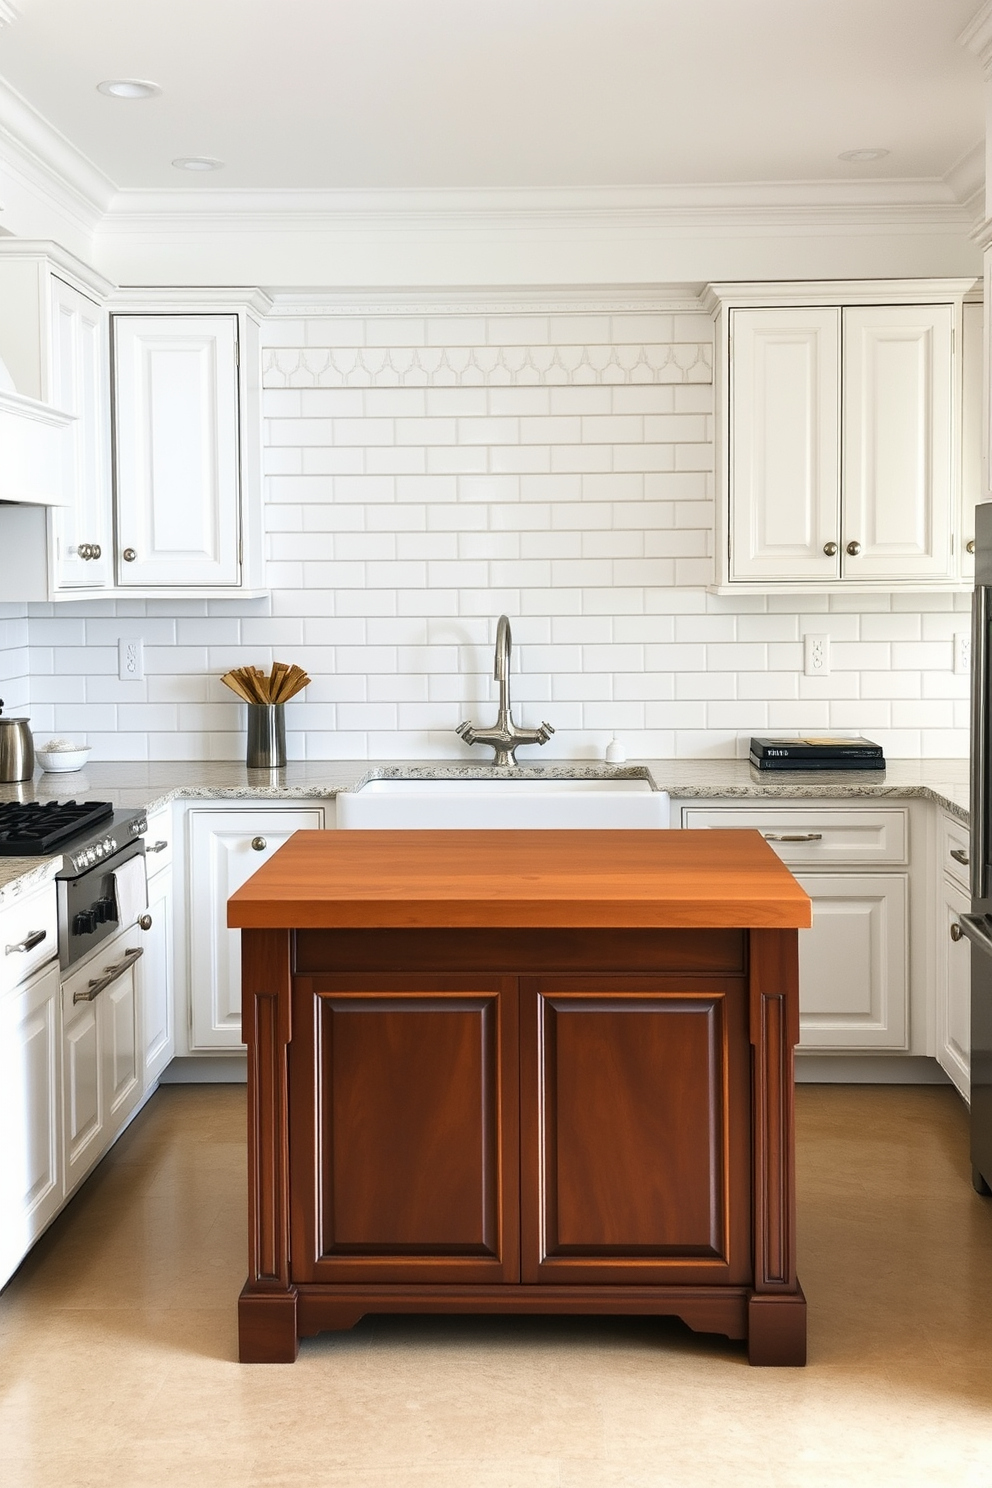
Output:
(964, 500), (992, 1194)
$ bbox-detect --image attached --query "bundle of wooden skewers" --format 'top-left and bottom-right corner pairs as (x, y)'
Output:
(220, 663), (311, 705)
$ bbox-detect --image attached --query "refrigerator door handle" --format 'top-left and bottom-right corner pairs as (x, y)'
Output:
(959, 914), (992, 957)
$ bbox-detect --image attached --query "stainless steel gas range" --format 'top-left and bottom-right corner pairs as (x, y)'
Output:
(0, 799), (148, 971)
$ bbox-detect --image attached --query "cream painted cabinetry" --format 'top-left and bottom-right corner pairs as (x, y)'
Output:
(706, 280), (978, 593)
(186, 805), (325, 1051)
(61, 922), (143, 1196)
(110, 291), (268, 595)
(936, 814), (971, 1099)
(682, 804), (912, 1050)
(140, 808), (175, 1085)
(0, 879), (61, 1291)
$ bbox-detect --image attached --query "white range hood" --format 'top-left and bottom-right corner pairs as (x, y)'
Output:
(0, 384), (75, 507)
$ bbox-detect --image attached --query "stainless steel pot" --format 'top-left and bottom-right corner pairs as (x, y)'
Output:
(0, 702), (34, 782)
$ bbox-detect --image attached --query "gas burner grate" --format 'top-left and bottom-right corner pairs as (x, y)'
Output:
(0, 799), (114, 855)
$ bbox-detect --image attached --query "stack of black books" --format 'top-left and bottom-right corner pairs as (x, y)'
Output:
(749, 736), (885, 771)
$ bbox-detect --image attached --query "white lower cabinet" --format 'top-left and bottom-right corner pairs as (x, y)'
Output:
(61, 926), (142, 1196)
(682, 803), (912, 1052)
(0, 957), (62, 1290)
(936, 814), (971, 1099)
(187, 806), (325, 1051)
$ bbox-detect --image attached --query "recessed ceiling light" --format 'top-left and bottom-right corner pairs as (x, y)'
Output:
(838, 148), (890, 163)
(172, 156), (224, 172)
(97, 79), (160, 99)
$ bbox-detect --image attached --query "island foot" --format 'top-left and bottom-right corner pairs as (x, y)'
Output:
(746, 1286), (807, 1366)
(239, 1284), (299, 1363)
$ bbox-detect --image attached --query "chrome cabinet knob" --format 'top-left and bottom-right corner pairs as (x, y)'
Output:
(251, 836), (267, 851)
(122, 548), (137, 562)
(138, 913), (153, 931)
(78, 543), (102, 561)
(846, 540), (861, 557)
(951, 922), (964, 942)
(823, 541), (838, 557)
(968, 540), (976, 555)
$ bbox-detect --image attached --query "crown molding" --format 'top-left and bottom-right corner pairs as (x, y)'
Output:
(700, 277), (981, 314)
(263, 283), (706, 317)
(94, 178), (979, 241)
(961, 1), (992, 77)
(0, 75), (113, 237)
(0, 236), (115, 297)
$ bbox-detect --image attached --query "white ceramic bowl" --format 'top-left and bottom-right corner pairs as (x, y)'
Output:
(36, 747), (91, 773)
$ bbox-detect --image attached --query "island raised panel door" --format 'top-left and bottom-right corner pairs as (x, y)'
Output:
(519, 976), (753, 1287)
(289, 975), (520, 1286)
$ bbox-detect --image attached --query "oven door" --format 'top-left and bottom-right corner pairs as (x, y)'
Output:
(58, 839), (146, 971)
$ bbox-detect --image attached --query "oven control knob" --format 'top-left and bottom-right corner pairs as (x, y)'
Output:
(73, 910), (97, 935)
(94, 897), (114, 923)
(94, 843), (104, 859)
(110, 838), (117, 852)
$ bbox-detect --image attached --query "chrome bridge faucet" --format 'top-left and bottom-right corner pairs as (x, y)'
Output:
(456, 615), (555, 767)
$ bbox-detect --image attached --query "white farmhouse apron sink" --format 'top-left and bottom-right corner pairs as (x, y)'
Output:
(335, 777), (671, 830)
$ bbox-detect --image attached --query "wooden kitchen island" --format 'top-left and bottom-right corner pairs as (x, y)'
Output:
(227, 828), (812, 1366)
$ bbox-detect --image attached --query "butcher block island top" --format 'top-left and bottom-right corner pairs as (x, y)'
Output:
(231, 828), (811, 1370)
(227, 828), (812, 930)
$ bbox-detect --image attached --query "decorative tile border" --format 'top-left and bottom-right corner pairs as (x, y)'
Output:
(262, 342), (713, 388)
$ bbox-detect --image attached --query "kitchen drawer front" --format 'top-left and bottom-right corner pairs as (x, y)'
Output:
(682, 807), (908, 866)
(0, 879), (58, 997)
(143, 805), (173, 876)
(939, 813), (970, 894)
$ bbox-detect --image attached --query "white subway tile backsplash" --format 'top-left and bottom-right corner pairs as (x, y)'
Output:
(4, 309), (966, 762)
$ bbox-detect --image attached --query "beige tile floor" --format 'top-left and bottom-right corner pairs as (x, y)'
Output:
(1, 1084), (991, 1488)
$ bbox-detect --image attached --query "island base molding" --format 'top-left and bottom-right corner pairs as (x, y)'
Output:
(238, 1281), (807, 1367)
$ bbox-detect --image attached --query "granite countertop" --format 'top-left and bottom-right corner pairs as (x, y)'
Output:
(0, 756), (969, 909)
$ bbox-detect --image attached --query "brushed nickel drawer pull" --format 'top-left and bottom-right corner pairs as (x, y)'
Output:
(950, 848), (970, 866)
(762, 832), (823, 843)
(75, 945), (143, 1003)
(951, 922), (964, 942)
(146, 840), (169, 854)
(5, 928), (47, 955)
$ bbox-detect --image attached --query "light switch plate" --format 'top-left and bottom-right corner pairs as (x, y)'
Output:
(954, 633), (971, 676)
(118, 637), (144, 682)
(803, 633), (830, 677)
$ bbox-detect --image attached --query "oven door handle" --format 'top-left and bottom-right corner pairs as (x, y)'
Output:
(75, 945), (143, 1003)
(958, 915), (992, 958)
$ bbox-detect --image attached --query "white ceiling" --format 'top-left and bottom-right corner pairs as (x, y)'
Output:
(0, 0), (984, 197)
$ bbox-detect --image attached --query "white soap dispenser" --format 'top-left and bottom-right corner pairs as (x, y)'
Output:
(605, 735), (626, 765)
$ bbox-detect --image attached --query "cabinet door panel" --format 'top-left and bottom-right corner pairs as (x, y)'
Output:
(104, 955), (140, 1133)
(290, 976), (519, 1285)
(0, 961), (61, 1288)
(188, 809), (324, 1049)
(113, 315), (240, 587)
(63, 994), (102, 1190)
(796, 873), (908, 1049)
(141, 868), (174, 1083)
(520, 977), (752, 1286)
(842, 306), (953, 580)
(50, 277), (112, 590)
(938, 881), (970, 1099)
(730, 308), (840, 580)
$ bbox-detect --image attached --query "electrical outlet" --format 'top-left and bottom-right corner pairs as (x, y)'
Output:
(118, 637), (144, 682)
(803, 633), (830, 678)
(955, 632), (971, 676)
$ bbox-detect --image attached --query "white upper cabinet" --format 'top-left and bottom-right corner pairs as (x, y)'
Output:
(49, 276), (113, 590)
(730, 308), (840, 581)
(841, 305), (952, 582)
(113, 315), (241, 588)
(708, 280), (977, 592)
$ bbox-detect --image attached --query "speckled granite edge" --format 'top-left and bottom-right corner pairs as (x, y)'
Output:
(0, 855), (60, 909)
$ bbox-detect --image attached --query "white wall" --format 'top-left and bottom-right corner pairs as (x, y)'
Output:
(20, 303), (972, 763)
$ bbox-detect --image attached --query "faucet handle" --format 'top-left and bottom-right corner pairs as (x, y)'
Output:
(455, 720), (475, 742)
(536, 721), (555, 744)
